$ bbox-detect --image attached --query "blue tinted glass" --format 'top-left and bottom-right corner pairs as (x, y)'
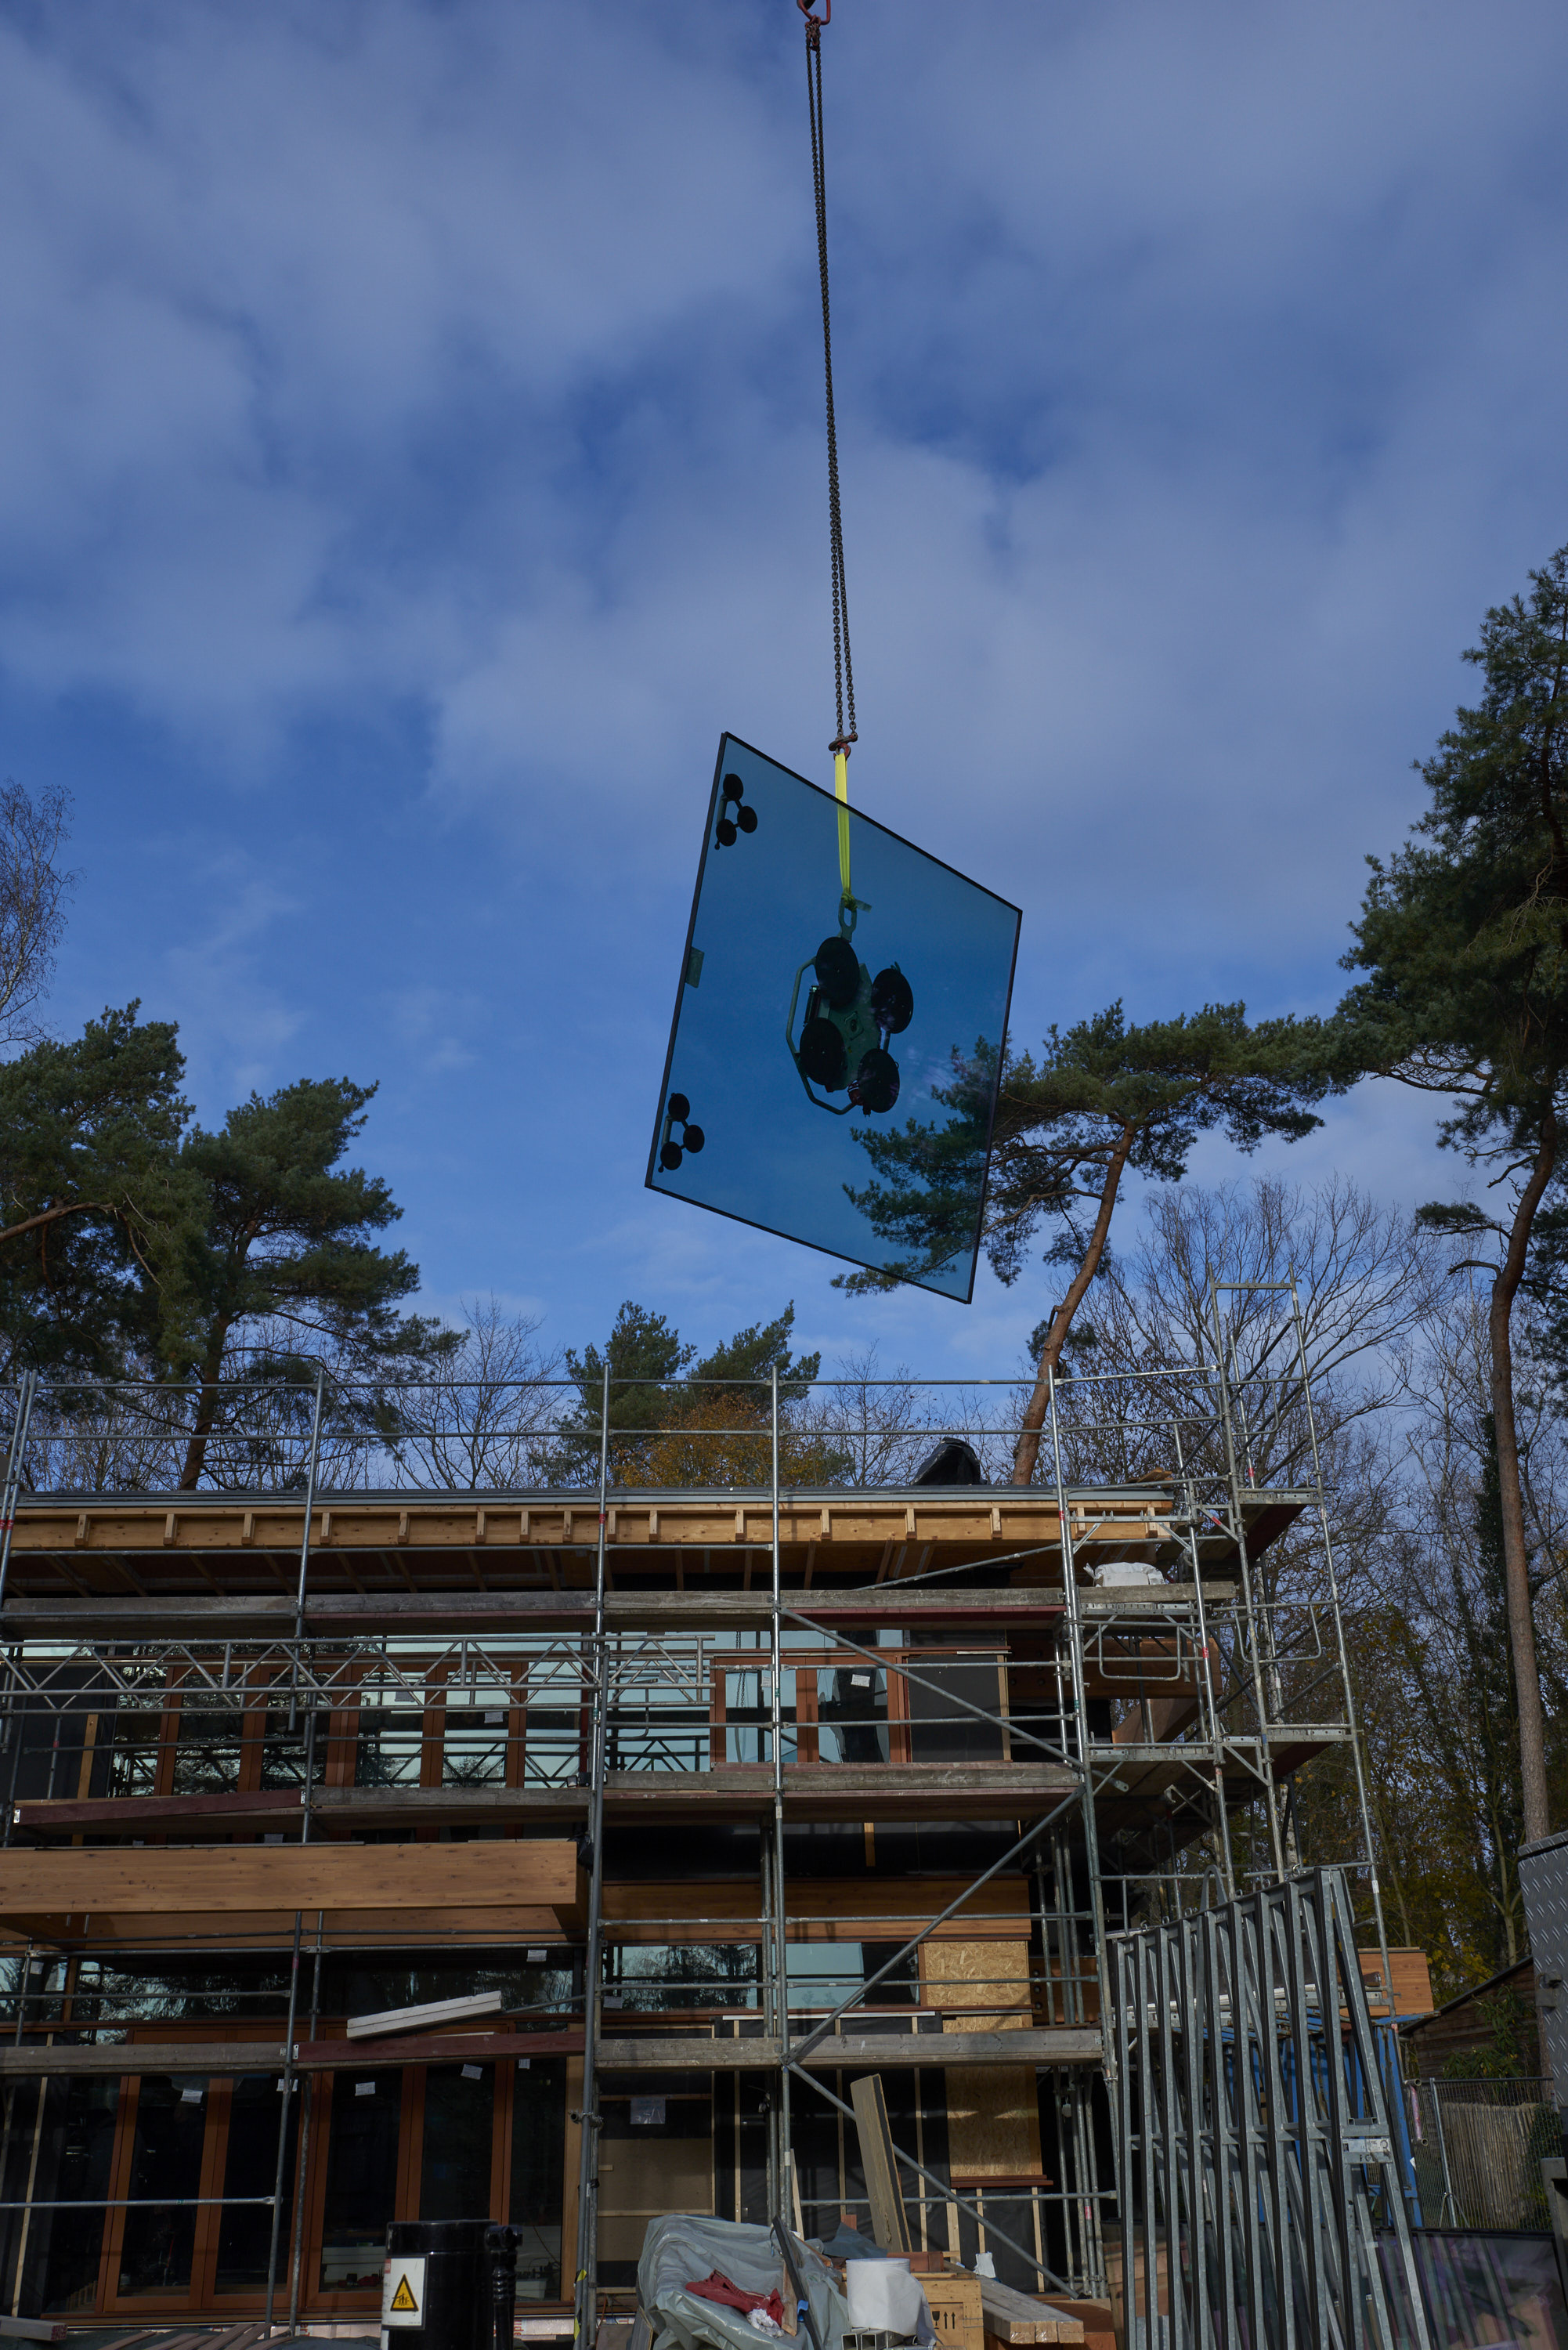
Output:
(647, 736), (1020, 1301)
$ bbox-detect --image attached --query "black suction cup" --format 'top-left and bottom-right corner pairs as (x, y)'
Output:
(798, 1017), (848, 1090)
(870, 967), (913, 1034)
(716, 816), (737, 848)
(853, 1048), (900, 1115)
(722, 772), (745, 804)
(659, 1141), (684, 1171)
(682, 1124), (705, 1153)
(738, 804), (758, 833)
(668, 1094), (690, 1123)
(813, 935), (859, 1008)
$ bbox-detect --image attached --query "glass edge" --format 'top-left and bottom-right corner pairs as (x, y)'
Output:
(644, 733), (732, 1188)
(721, 728), (1024, 920)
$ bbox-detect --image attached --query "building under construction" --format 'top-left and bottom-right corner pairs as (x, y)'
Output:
(0, 1296), (1434, 2339)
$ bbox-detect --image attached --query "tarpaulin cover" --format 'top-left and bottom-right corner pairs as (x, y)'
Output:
(638, 2217), (847, 2350)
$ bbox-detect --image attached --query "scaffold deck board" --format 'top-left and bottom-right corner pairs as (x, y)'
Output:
(0, 2027), (1101, 2079)
(13, 1762), (1079, 1839)
(0, 1582), (1234, 1640)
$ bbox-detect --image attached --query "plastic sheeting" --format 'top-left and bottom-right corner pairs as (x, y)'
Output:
(638, 2217), (848, 2350)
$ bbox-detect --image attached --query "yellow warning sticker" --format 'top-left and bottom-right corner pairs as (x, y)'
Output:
(384, 2257), (425, 2327)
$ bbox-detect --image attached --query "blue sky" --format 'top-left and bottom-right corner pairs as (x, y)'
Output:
(3, 0), (1566, 1383)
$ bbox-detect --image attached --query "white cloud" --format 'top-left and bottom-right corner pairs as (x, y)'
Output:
(4, 0), (1567, 1369)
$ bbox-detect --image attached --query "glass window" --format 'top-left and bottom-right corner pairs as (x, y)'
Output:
(785, 1943), (916, 2009)
(31, 2077), (118, 2313)
(604, 1945), (759, 2012)
(354, 1692), (426, 1789)
(442, 1685), (512, 1788)
(318, 2067), (403, 2292)
(117, 2076), (208, 2296)
(173, 1701), (244, 1795)
(420, 2063), (494, 2219)
(816, 1665), (888, 1765)
(648, 736), (1019, 1300)
(214, 2073), (299, 2296)
(906, 1657), (1006, 1763)
(261, 1702), (328, 1791)
(510, 2059), (565, 2303)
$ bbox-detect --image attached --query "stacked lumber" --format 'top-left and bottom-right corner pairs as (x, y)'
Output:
(977, 2278), (1098, 2348)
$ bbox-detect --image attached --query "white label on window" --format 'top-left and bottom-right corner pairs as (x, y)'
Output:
(384, 2255), (426, 2328)
(516, 2058), (531, 2069)
(526, 1950), (547, 1964)
(461, 2063), (482, 2080)
(484, 1711), (504, 1725)
(355, 2081), (376, 2097)
(180, 2086), (203, 2103)
(850, 1673), (872, 1688)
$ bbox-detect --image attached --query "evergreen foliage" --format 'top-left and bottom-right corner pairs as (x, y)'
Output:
(0, 1003), (198, 1378)
(1339, 540), (1568, 1842)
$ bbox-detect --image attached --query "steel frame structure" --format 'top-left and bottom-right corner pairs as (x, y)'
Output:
(1107, 1868), (1430, 2350)
(0, 1282), (1393, 2344)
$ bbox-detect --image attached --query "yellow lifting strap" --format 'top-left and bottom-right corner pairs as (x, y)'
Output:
(835, 747), (851, 900)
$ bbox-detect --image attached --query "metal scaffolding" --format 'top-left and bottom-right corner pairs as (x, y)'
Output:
(0, 1279), (1393, 2343)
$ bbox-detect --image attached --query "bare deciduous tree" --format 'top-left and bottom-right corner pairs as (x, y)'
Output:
(389, 1297), (562, 1489)
(0, 781), (72, 1050)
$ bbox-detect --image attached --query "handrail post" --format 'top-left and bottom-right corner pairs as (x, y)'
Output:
(289, 1366), (326, 1734)
(573, 1364), (612, 2349)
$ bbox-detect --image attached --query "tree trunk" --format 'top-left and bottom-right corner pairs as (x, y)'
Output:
(179, 1328), (229, 1491)
(1010, 1123), (1136, 1486)
(1489, 1106), (1557, 1847)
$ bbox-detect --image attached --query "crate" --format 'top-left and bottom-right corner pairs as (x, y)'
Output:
(923, 2274), (985, 2350)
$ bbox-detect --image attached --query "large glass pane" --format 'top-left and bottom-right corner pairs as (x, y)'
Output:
(117, 2076), (207, 2296)
(214, 2073), (299, 2295)
(173, 1700), (244, 1794)
(816, 1665), (888, 1763)
(318, 2067), (402, 2292)
(420, 2063), (494, 2219)
(648, 736), (1020, 1300)
(442, 1687), (512, 1787)
(509, 2060), (565, 2303)
(27, 2077), (117, 2313)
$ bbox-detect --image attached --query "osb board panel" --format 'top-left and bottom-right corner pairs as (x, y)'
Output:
(943, 2066), (1043, 2182)
(923, 1941), (1032, 2027)
(0, 1842), (580, 1916)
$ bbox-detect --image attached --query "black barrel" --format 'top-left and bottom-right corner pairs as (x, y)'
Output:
(382, 2218), (521, 2350)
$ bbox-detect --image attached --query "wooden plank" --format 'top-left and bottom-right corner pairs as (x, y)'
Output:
(0, 1840), (582, 1919)
(0, 2041), (285, 2078)
(598, 1875), (1031, 1944)
(850, 2073), (912, 2252)
(979, 2285), (1101, 2346)
(596, 2030), (1100, 2070)
(6, 1489), (1267, 1566)
(13, 1788), (305, 1836)
(0, 2025), (1100, 2079)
